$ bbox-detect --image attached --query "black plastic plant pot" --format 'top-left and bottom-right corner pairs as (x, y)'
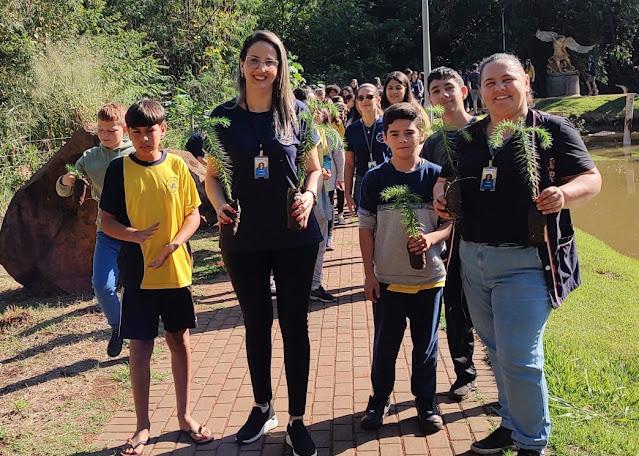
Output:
(221, 200), (240, 236)
(407, 243), (426, 270)
(287, 188), (304, 231)
(73, 178), (89, 206)
(444, 178), (464, 220)
(527, 204), (546, 245)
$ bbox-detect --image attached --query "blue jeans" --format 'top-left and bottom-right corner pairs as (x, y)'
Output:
(459, 240), (551, 451)
(371, 285), (442, 408)
(92, 231), (122, 330)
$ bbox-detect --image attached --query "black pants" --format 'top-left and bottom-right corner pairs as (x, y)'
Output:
(371, 285), (442, 410)
(223, 243), (319, 416)
(327, 189), (345, 239)
(335, 188), (345, 214)
(444, 232), (476, 385)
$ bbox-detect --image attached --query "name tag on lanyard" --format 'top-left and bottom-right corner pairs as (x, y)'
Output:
(254, 145), (269, 179)
(481, 143), (498, 191)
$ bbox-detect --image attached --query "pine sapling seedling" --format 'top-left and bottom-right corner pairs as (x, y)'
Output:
(424, 105), (473, 218)
(201, 116), (238, 234)
(287, 110), (319, 230)
(380, 185), (427, 269)
(488, 118), (553, 244)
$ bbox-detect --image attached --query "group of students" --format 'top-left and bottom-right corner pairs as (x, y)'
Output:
(57, 29), (602, 456)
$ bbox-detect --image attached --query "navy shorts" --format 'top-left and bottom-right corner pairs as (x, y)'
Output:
(120, 287), (197, 340)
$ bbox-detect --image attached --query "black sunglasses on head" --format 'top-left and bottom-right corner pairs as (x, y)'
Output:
(356, 94), (375, 101)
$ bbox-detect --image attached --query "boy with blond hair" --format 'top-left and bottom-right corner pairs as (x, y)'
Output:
(56, 103), (134, 357)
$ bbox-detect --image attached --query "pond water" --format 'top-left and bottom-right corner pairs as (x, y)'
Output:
(571, 145), (639, 260)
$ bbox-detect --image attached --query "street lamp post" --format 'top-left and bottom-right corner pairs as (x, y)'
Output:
(422, 0), (431, 106)
(501, 8), (506, 51)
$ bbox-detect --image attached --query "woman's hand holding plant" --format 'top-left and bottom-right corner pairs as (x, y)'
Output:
(535, 186), (565, 214)
(291, 191), (315, 228)
(217, 203), (236, 225)
(434, 193), (452, 220)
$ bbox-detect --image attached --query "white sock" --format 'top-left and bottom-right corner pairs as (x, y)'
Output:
(256, 402), (269, 413)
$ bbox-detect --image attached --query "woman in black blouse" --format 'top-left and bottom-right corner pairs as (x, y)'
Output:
(434, 53), (601, 456)
(205, 30), (321, 456)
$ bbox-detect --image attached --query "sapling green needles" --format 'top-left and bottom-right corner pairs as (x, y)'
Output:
(380, 185), (423, 237)
(488, 119), (552, 199)
(201, 116), (232, 201)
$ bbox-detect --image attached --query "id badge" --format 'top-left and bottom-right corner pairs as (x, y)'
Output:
(367, 160), (377, 170)
(480, 166), (497, 191)
(254, 156), (269, 179)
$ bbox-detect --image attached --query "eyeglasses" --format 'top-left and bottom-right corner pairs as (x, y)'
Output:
(356, 94), (376, 101)
(245, 57), (279, 70)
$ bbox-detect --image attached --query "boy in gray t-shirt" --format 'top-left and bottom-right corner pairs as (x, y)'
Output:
(358, 103), (451, 433)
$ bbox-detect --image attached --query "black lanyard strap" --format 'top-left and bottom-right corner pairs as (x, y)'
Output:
(361, 119), (377, 161)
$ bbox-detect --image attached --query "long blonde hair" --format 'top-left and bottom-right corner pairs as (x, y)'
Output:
(237, 30), (297, 141)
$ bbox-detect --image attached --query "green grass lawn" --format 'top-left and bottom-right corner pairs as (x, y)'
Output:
(534, 94), (639, 120)
(545, 230), (639, 455)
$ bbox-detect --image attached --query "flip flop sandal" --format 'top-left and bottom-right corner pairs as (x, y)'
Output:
(186, 424), (214, 444)
(120, 438), (148, 456)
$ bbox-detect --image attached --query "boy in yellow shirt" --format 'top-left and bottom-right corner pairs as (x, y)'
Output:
(100, 99), (211, 455)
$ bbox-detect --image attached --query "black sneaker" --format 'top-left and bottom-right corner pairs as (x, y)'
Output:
(107, 328), (123, 357)
(470, 426), (516, 454)
(360, 396), (390, 430)
(448, 379), (477, 402)
(310, 286), (337, 303)
(415, 399), (444, 433)
(235, 403), (278, 444)
(286, 420), (317, 456)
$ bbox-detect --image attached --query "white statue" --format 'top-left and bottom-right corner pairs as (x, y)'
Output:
(535, 30), (595, 74)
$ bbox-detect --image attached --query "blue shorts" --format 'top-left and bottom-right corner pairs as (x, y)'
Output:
(121, 287), (197, 339)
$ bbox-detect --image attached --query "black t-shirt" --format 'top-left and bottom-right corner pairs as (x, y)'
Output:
(344, 117), (391, 177)
(210, 99), (322, 252)
(421, 117), (477, 167)
(441, 110), (595, 244)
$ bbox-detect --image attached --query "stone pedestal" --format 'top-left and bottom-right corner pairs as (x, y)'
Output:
(546, 71), (580, 97)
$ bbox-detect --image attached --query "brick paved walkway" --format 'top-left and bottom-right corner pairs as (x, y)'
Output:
(98, 221), (499, 456)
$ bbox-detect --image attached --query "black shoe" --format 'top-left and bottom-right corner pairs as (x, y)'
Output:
(470, 426), (515, 454)
(107, 328), (123, 357)
(415, 399), (444, 433)
(286, 420), (317, 456)
(448, 379), (477, 402)
(310, 286), (337, 303)
(360, 396), (390, 430)
(235, 403), (278, 444)
(518, 450), (544, 456)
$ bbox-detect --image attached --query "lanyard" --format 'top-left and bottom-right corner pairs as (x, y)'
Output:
(246, 103), (267, 157)
(361, 118), (378, 162)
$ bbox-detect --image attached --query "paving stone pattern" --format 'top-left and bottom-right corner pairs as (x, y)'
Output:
(98, 221), (500, 455)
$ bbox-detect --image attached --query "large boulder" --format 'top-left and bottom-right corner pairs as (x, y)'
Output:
(0, 128), (99, 295)
(0, 128), (215, 296)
